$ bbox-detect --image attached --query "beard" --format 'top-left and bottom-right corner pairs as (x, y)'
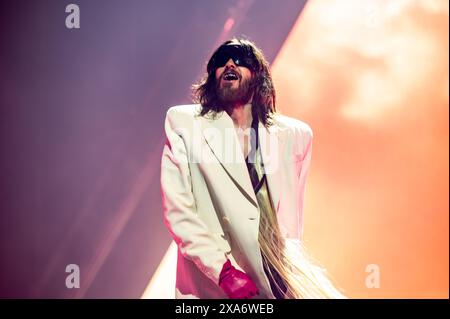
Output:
(216, 76), (253, 111)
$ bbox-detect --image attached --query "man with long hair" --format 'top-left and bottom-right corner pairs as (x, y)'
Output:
(160, 38), (344, 299)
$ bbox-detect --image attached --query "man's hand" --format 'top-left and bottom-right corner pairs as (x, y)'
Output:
(219, 259), (259, 299)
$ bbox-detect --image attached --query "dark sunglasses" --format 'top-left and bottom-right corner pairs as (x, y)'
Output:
(208, 44), (256, 73)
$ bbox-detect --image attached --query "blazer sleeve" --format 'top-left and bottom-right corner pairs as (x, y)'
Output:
(296, 125), (313, 241)
(160, 108), (227, 285)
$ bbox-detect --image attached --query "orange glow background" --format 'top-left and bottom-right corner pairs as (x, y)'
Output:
(272, 0), (449, 298)
(143, 0), (448, 299)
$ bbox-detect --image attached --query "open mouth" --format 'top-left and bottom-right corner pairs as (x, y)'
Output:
(222, 70), (240, 81)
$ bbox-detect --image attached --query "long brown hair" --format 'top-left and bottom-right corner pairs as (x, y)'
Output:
(192, 38), (276, 127)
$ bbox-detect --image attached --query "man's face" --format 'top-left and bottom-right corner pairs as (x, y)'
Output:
(215, 58), (253, 107)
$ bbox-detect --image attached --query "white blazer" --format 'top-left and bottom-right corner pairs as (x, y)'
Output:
(160, 104), (313, 299)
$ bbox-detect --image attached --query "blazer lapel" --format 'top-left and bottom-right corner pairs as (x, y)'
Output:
(258, 120), (282, 214)
(199, 111), (283, 214)
(200, 111), (258, 208)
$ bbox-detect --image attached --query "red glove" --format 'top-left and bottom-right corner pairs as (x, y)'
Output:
(219, 259), (259, 299)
